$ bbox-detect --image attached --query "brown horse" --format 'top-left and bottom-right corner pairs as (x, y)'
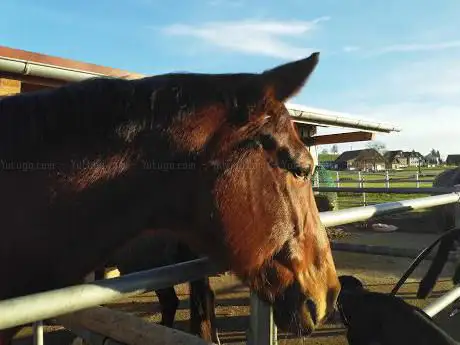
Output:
(417, 167), (460, 299)
(0, 52), (340, 344)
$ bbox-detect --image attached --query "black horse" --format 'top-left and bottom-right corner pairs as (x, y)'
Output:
(93, 233), (220, 344)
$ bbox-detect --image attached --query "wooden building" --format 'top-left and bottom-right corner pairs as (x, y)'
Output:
(334, 149), (386, 171)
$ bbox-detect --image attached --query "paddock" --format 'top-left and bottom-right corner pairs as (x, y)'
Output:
(2, 45), (460, 345)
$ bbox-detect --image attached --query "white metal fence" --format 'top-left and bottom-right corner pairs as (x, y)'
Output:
(328, 170), (436, 188)
(1, 189), (460, 345)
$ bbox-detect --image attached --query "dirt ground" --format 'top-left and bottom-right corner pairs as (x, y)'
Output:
(12, 209), (460, 345)
(12, 252), (460, 345)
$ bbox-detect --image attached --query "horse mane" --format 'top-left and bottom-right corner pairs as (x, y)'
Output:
(0, 77), (144, 157)
(0, 72), (253, 159)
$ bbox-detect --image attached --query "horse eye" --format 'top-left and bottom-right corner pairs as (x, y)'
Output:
(292, 165), (311, 180)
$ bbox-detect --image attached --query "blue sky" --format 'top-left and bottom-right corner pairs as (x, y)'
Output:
(3, 0), (460, 158)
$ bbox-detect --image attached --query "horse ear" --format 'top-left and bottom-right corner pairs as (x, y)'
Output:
(260, 52), (320, 102)
(230, 52), (319, 125)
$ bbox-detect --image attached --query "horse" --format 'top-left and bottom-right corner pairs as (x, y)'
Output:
(338, 275), (458, 345)
(417, 167), (460, 299)
(90, 193), (336, 343)
(0, 51), (341, 345)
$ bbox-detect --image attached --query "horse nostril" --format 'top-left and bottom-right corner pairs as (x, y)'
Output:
(305, 299), (318, 325)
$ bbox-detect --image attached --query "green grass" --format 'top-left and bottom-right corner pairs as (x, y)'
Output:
(316, 166), (456, 210)
(335, 192), (432, 210)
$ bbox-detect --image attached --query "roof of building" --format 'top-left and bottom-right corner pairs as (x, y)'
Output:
(446, 154), (460, 161)
(0, 45), (401, 134)
(334, 149), (385, 163)
(286, 103), (401, 133)
(0, 46), (144, 80)
(384, 150), (403, 162)
(401, 151), (424, 159)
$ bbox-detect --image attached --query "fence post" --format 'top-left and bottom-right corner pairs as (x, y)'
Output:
(362, 175), (366, 206)
(247, 293), (277, 345)
(336, 171), (340, 188)
(385, 170), (390, 188)
(416, 172), (420, 188)
(33, 320), (44, 345)
(358, 171), (366, 206)
(314, 172), (320, 188)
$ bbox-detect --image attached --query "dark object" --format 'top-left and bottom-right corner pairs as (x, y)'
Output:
(95, 233), (220, 344)
(391, 227), (460, 296)
(416, 167), (460, 299)
(338, 275), (458, 345)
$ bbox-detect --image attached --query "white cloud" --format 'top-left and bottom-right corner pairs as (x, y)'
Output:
(345, 103), (459, 158)
(317, 54), (460, 157)
(161, 17), (330, 59)
(384, 58), (460, 100)
(366, 40), (460, 56)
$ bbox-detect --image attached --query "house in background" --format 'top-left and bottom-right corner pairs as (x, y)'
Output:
(334, 149), (386, 171)
(384, 150), (425, 169)
(402, 151), (425, 167)
(446, 155), (460, 166)
(384, 150), (407, 169)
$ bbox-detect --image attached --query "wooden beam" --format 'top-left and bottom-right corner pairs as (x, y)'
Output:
(0, 72), (68, 88)
(295, 123), (317, 139)
(304, 131), (375, 146)
(0, 77), (21, 96)
(55, 306), (215, 345)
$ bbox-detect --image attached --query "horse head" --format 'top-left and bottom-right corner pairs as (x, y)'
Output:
(139, 52), (340, 335)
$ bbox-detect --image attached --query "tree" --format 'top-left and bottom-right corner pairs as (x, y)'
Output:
(429, 149), (442, 164)
(366, 141), (387, 154)
(331, 144), (339, 154)
(320, 148), (328, 154)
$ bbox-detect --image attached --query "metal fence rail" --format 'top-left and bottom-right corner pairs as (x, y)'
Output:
(334, 179), (434, 183)
(320, 191), (460, 228)
(0, 258), (221, 330)
(424, 285), (460, 317)
(314, 187), (457, 194)
(1, 191), (460, 345)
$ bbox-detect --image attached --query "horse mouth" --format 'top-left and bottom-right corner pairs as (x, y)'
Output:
(272, 296), (317, 336)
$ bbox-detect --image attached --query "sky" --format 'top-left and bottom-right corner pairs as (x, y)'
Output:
(2, 0), (460, 158)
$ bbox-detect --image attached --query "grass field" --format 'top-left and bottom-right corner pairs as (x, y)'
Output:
(316, 166), (456, 209)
